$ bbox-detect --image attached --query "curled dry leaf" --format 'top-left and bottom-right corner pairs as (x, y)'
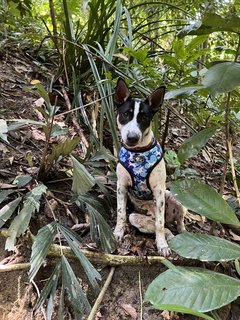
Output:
(121, 303), (137, 320)
(31, 127), (46, 141)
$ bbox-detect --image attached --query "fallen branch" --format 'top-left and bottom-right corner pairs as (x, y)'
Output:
(0, 262), (30, 272)
(0, 229), (169, 272)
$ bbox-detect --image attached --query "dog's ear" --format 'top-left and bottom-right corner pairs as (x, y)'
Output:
(115, 78), (130, 105)
(148, 86), (166, 112)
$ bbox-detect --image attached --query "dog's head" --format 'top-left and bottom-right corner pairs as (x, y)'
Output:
(115, 78), (165, 148)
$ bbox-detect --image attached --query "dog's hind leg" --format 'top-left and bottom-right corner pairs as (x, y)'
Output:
(129, 213), (174, 240)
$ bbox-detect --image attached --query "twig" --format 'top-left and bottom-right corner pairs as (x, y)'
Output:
(139, 271), (143, 320)
(87, 267), (115, 320)
(59, 77), (89, 152)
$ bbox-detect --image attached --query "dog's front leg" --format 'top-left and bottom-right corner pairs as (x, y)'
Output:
(114, 164), (129, 241)
(154, 188), (170, 256)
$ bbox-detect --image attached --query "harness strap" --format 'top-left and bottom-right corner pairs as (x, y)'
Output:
(119, 140), (163, 200)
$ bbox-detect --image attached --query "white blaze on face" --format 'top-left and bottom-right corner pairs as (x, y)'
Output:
(120, 100), (142, 144)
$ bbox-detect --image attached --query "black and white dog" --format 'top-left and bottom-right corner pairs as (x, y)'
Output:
(113, 78), (186, 256)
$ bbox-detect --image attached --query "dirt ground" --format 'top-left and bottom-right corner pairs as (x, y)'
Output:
(1, 49), (240, 320)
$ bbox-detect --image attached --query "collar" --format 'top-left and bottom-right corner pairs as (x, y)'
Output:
(121, 138), (157, 153)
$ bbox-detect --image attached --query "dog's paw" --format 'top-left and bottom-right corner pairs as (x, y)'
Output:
(113, 228), (124, 242)
(156, 234), (171, 256)
(157, 245), (171, 257)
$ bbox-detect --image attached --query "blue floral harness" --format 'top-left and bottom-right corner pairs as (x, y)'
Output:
(119, 140), (163, 200)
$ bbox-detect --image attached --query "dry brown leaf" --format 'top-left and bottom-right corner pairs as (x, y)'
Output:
(0, 143), (9, 154)
(34, 97), (45, 107)
(8, 156), (14, 165)
(95, 311), (102, 319)
(121, 303), (137, 319)
(161, 310), (171, 320)
(31, 127), (46, 141)
(186, 211), (204, 222)
(229, 229), (240, 241)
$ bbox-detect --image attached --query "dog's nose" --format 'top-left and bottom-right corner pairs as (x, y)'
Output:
(126, 132), (140, 145)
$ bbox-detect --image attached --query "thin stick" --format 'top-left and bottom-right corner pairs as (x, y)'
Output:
(59, 77), (89, 150)
(87, 267), (115, 320)
(227, 139), (240, 204)
(139, 271), (143, 320)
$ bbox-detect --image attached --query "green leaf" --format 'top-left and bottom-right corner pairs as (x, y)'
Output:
(62, 256), (91, 318)
(162, 54), (180, 70)
(178, 12), (240, 37)
(170, 179), (240, 225)
(48, 137), (80, 165)
(145, 266), (240, 312)
(178, 127), (216, 164)
(77, 194), (117, 253)
(173, 39), (186, 60)
(50, 124), (68, 138)
(169, 232), (240, 261)
(71, 155), (95, 195)
(7, 119), (45, 131)
(32, 82), (51, 107)
(164, 150), (181, 167)
(165, 86), (205, 99)
(13, 175), (32, 188)
(6, 184), (47, 251)
(186, 35), (209, 52)
(34, 259), (61, 315)
(151, 304), (214, 320)
(0, 197), (22, 228)
(203, 62), (240, 94)
(29, 222), (58, 281)
(105, 0), (122, 61)
(58, 224), (101, 293)
(185, 48), (210, 64)
(0, 119), (8, 143)
(0, 190), (14, 204)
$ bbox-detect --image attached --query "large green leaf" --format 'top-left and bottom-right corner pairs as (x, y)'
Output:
(58, 224), (101, 293)
(62, 256), (91, 318)
(6, 184), (47, 251)
(178, 127), (216, 164)
(145, 266), (240, 312)
(71, 155), (95, 195)
(151, 304), (214, 320)
(29, 222), (58, 281)
(170, 179), (240, 225)
(178, 12), (240, 37)
(77, 194), (117, 253)
(203, 62), (240, 95)
(169, 232), (240, 261)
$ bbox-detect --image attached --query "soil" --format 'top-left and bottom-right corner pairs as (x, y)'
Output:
(0, 49), (240, 320)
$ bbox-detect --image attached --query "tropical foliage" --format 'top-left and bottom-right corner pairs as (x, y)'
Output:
(0, 0), (240, 319)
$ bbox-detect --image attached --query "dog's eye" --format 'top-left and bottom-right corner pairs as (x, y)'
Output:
(123, 111), (130, 118)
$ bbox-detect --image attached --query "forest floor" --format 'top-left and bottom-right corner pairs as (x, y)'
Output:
(0, 50), (240, 320)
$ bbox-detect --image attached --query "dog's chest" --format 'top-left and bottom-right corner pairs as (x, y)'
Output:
(119, 141), (163, 200)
